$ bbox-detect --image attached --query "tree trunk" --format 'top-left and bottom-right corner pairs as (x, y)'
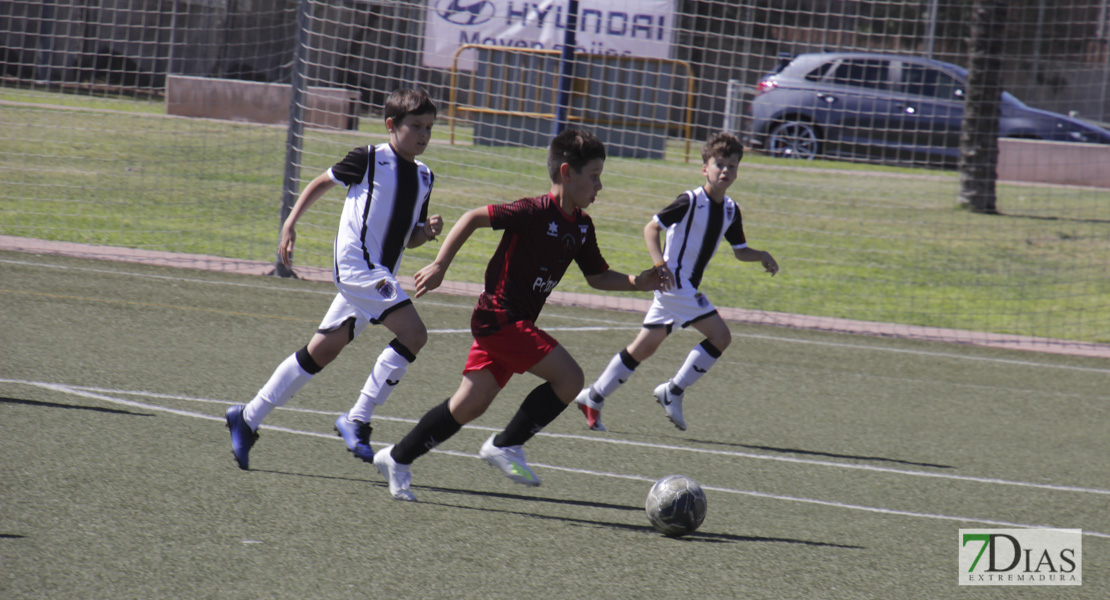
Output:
(958, 0), (1008, 214)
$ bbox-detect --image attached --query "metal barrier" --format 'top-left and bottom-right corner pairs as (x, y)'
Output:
(449, 45), (694, 161)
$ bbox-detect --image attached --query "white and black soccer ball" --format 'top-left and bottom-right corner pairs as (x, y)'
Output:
(645, 474), (707, 537)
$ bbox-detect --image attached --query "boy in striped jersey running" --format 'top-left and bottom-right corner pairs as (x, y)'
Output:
(224, 88), (442, 470)
(576, 132), (779, 432)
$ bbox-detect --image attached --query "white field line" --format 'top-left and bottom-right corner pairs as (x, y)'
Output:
(733, 332), (1110, 375)
(26, 381), (1110, 496)
(5, 256), (1108, 372)
(3, 378), (1107, 540)
(0, 257), (641, 326)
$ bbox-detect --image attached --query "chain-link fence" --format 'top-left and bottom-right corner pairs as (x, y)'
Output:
(2, 0), (1108, 349)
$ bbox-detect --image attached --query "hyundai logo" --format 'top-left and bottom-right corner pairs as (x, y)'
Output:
(436, 0), (495, 26)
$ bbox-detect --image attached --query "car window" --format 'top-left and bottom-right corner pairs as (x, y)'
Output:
(828, 59), (890, 89)
(804, 62), (834, 82)
(901, 64), (962, 100)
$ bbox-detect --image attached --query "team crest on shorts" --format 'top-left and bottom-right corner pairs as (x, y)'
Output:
(375, 279), (397, 300)
(695, 292), (709, 308)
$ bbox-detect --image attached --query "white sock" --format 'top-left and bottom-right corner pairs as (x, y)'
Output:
(243, 353), (314, 429)
(671, 342), (720, 392)
(347, 345), (411, 422)
(592, 349), (639, 400)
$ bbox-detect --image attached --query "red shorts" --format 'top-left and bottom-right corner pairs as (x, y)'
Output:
(463, 320), (558, 388)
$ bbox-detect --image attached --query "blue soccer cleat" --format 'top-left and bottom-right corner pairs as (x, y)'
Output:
(334, 414), (375, 462)
(225, 404), (258, 470)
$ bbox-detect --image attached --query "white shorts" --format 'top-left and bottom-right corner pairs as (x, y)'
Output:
(643, 288), (718, 329)
(318, 267), (412, 340)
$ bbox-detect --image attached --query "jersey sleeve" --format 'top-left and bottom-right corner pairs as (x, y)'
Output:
(488, 197), (539, 231)
(328, 146), (371, 187)
(416, 169), (434, 227)
(574, 216), (610, 277)
(654, 193), (692, 228)
(724, 207), (747, 248)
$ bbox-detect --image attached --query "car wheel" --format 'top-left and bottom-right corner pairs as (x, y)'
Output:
(768, 120), (819, 160)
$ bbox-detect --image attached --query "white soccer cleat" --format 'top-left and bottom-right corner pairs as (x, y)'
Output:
(479, 434), (541, 487)
(373, 445), (416, 502)
(653, 382), (686, 431)
(575, 388), (607, 432)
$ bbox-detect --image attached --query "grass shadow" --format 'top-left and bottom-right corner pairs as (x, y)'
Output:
(0, 395), (154, 417)
(418, 485), (863, 549)
(250, 468), (378, 486)
(240, 471), (861, 548)
(687, 437), (955, 469)
(995, 211), (1110, 225)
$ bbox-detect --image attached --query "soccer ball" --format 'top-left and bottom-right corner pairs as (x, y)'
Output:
(645, 475), (707, 537)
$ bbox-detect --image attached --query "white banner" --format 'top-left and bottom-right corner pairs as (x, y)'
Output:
(422, 0), (675, 70)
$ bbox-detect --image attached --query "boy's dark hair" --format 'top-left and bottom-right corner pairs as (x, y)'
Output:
(547, 128), (606, 183)
(384, 88), (437, 123)
(701, 132), (744, 164)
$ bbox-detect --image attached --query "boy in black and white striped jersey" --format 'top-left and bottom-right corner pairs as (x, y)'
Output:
(225, 88), (442, 470)
(576, 132), (779, 432)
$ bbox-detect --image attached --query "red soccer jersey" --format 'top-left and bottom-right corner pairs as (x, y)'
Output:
(471, 194), (609, 337)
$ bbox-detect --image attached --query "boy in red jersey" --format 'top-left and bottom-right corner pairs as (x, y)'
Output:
(371, 128), (668, 501)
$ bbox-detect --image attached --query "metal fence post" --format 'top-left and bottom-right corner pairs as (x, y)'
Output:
(552, 0), (579, 138)
(1098, 0), (1109, 121)
(272, 0), (311, 278)
(34, 0), (57, 84)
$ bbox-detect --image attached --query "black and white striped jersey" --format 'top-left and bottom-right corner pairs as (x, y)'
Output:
(327, 143), (434, 279)
(655, 186), (747, 290)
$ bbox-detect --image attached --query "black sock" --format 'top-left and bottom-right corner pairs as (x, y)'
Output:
(494, 382), (567, 447)
(295, 345), (323, 374)
(391, 399), (461, 464)
(618, 348), (640, 369)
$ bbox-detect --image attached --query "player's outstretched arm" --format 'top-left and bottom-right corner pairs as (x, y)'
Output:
(585, 266), (669, 292)
(734, 247), (779, 276)
(280, 171), (336, 266)
(408, 214), (443, 248)
(643, 219), (675, 290)
(643, 219), (666, 266)
(413, 206), (491, 298)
